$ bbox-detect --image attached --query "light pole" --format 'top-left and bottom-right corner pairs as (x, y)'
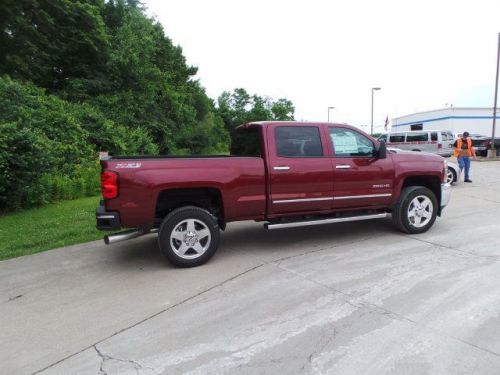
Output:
(489, 33), (500, 158)
(327, 106), (335, 122)
(371, 87), (381, 135)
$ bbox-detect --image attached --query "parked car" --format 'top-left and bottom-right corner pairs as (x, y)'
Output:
(378, 130), (454, 157)
(388, 147), (460, 184)
(97, 121), (451, 267)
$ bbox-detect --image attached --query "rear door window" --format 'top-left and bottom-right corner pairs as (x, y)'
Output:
(230, 126), (262, 156)
(275, 126), (323, 157)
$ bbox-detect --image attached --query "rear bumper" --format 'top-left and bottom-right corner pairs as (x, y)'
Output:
(441, 183), (451, 209)
(96, 200), (121, 230)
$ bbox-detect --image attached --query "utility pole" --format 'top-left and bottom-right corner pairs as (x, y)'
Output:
(371, 87), (381, 135)
(327, 106), (335, 122)
(489, 33), (500, 158)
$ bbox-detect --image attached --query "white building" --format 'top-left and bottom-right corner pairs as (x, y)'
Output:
(391, 107), (500, 136)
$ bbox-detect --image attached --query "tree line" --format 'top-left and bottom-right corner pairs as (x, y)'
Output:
(0, 0), (295, 211)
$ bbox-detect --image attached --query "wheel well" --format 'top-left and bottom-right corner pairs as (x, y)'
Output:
(402, 175), (441, 207)
(155, 188), (224, 228)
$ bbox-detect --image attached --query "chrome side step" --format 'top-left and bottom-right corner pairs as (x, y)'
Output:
(265, 213), (388, 230)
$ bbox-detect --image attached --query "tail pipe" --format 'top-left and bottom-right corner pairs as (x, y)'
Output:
(104, 228), (158, 245)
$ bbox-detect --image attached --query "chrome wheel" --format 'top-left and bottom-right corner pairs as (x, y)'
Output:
(446, 168), (455, 184)
(446, 168), (454, 184)
(407, 195), (433, 228)
(170, 219), (211, 259)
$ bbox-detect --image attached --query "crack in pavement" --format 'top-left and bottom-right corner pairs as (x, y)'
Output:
(401, 234), (499, 260)
(33, 234), (378, 375)
(32, 264), (262, 375)
(94, 345), (158, 375)
(276, 255), (500, 361)
(299, 327), (338, 372)
(94, 346), (108, 375)
(7, 294), (23, 302)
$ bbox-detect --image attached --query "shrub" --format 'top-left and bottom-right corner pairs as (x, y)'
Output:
(0, 78), (101, 212)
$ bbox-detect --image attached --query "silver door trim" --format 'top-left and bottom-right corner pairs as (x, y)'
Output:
(273, 197), (334, 204)
(334, 193), (392, 200)
(273, 166), (291, 171)
(335, 165), (351, 169)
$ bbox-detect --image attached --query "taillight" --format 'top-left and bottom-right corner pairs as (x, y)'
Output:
(101, 171), (118, 199)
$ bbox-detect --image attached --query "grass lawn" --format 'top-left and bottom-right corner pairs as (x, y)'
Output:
(0, 196), (104, 261)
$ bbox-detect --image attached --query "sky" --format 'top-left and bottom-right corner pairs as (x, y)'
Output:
(143, 0), (500, 133)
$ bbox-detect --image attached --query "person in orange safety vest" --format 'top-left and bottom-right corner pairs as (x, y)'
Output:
(453, 131), (477, 183)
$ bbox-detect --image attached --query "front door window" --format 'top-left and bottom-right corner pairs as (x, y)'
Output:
(329, 128), (375, 157)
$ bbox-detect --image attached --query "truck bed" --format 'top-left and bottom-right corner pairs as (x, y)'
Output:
(101, 156), (266, 228)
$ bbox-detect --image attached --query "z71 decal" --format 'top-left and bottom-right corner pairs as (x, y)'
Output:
(115, 162), (142, 169)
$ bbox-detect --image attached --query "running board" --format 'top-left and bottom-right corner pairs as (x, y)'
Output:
(265, 213), (388, 230)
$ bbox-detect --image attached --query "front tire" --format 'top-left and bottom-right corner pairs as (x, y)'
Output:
(158, 206), (220, 267)
(392, 186), (438, 234)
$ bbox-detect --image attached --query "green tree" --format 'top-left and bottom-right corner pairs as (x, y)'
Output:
(217, 88), (296, 132)
(0, 0), (109, 94)
(94, 4), (226, 154)
(271, 98), (295, 121)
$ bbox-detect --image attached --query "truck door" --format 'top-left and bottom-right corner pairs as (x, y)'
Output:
(268, 125), (334, 215)
(328, 127), (394, 209)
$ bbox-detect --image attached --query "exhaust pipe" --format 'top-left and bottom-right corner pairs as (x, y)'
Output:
(104, 228), (157, 245)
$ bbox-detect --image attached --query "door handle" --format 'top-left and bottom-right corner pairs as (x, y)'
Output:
(273, 166), (290, 171)
(336, 165), (351, 169)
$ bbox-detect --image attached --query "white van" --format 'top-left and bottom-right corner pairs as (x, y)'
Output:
(378, 130), (454, 157)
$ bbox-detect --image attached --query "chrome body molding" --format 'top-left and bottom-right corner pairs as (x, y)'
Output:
(274, 193), (393, 204)
(273, 197), (334, 204)
(334, 193), (392, 200)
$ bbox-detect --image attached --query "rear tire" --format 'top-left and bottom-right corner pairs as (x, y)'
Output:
(158, 206), (220, 267)
(392, 186), (438, 234)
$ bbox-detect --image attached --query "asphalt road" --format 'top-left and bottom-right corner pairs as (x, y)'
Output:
(2, 161), (500, 375)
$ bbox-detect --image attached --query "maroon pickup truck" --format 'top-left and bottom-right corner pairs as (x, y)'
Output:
(96, 121), (451, 267)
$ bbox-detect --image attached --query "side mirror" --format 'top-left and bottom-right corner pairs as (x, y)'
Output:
(376, 141), (387, 159)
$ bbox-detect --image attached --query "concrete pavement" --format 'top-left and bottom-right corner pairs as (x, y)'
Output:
(1, 161), (500, 374)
